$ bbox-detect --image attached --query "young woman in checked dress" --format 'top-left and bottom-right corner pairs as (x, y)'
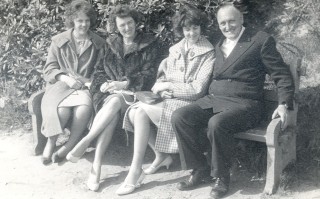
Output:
(117, 5), (216, 195)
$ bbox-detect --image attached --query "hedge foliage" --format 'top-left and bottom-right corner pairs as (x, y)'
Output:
(0, 0), (320, 177)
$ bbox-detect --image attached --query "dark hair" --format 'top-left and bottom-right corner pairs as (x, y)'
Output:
(64, 0), (97, 29)
(172, 5), (209, 38)
(109, 4), (142, 28)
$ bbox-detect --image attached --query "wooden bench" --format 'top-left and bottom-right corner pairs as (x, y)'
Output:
(28, 90), (45, 155)
(233, 42), (303, 194)
(28, 42), (303, 194)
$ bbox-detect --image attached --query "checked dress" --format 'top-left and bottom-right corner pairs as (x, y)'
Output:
(123, 36), (215, 153)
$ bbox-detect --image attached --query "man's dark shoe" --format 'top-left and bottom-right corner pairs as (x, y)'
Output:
(177, 168), (211, 191)
(210, 176), (230, 198)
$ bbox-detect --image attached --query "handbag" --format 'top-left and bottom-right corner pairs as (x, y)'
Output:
(113, 90), (137, 105)
(114, 90), (162, 105)
(135, 91), (162, 104)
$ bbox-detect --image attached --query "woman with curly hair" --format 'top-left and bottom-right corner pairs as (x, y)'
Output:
(117, 5), (215, 195)
(66, 4), (162, 192)
(40, 0), (105, 165)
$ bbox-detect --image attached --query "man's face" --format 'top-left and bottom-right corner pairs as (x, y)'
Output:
(217, 6), (243, 40)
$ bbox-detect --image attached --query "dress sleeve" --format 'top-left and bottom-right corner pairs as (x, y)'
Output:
(90, 44), (110, 95)
(43, 41), (66, 84)
(125, 40), (163, 91)
(171, 51), (215, 101)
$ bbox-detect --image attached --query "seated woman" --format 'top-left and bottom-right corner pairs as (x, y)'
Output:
(117, 6), (215, 195)
(40, 0), (105, 165)
(66, 5), (161, 191)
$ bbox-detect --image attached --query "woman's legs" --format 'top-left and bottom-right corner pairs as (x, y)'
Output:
(143, 125), (172, 173)
(123, 107), (152, 184)
(89, 113), (120, 185)
(68, 97), (122, 158)
(128, 105), (171, 174)
(42, 107), (71, 163)
(55, 105), (93, 158)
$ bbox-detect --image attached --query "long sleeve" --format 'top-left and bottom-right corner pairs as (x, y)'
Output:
(89, 45), (109, 95)
(124, 40), (163, 92)
(171, 51), (215, 101)
(261, 36), (295, 109)
(43, 42), (66, 84)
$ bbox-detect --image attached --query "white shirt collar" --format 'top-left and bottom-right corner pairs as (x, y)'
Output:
(221, 26), (245, 58)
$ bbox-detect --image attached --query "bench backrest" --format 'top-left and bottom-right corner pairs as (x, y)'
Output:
(262, 42), (302, 122)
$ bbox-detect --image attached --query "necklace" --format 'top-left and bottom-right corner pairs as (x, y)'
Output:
(123, 42), (134, 46)
(123, 39), (134, 46)
(73, 32), (88, 47)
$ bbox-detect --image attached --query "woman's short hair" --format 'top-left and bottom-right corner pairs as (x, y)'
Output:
(65, 0), (97, 29)
(109, 4), (142, 27)
(172, 5), (209, 38)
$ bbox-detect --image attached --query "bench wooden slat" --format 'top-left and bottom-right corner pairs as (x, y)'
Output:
(235, 125), (267, 142)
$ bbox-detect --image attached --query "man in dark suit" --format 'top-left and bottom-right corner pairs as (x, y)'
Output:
(171, 3), (295, 199)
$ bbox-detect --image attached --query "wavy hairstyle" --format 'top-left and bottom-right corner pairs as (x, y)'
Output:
(172, 5), (210, 38)
(64, 0), (97, 29)
(109, 4), (143, 28)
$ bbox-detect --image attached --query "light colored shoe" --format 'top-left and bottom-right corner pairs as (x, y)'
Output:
(144, 155), (173, 175)
(66, 152), (81, 163)
(87, 173), (99, 192)
(116, 172), (145, 195)
(66, 148), (87, 163)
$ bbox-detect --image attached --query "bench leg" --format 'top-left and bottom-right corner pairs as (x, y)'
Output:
(32, 114), (46, 156)
(264, 141), (281, 194)
(264, 118), (282, 194)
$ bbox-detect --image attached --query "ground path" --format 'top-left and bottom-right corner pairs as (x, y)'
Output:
(0, 130), (319, 199)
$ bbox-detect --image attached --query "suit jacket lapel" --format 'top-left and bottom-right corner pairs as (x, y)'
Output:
(214, 29), (255, 76)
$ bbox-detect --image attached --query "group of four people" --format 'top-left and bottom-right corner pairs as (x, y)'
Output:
(39, 0), (294, 198)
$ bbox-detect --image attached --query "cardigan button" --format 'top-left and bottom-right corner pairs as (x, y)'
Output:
(180, 67), (184, 72)
(190, 51), (195, 57)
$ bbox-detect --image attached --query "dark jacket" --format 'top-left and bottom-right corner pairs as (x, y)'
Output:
(90, 32), (162, 111)
(195, 29), (295, 113)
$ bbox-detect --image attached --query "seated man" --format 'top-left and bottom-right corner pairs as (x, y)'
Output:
(171, 2), (295, 199)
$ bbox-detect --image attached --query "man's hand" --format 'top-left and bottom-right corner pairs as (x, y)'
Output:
(272, 104), (289, 130)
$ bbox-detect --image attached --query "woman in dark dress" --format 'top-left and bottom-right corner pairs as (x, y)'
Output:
(66, 5), (161, 192)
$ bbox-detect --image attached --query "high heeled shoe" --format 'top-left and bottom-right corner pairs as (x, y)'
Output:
(52, 152), (64, 163)
(144, 155), (173, 175)
(66, 152), (80, 163)
(116, 172), (145, 195)
(66, 149), (86, 163)
(87, 173), (99, 192)
(41, 156), (52, 165)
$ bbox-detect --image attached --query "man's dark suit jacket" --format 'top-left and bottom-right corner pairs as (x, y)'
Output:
(195, 28), (295, 113)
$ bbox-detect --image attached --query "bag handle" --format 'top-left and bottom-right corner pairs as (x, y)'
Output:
(113, 90), (137, 105)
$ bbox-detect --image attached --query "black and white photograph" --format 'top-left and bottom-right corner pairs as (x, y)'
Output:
(0, 0), (319, 198)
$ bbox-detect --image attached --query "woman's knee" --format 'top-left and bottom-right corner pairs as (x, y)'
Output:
(58, 107), (71, 117)
(134, 107), (151, 124)
(104, 97), (122, 110)
(136, 107), (148, 118)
